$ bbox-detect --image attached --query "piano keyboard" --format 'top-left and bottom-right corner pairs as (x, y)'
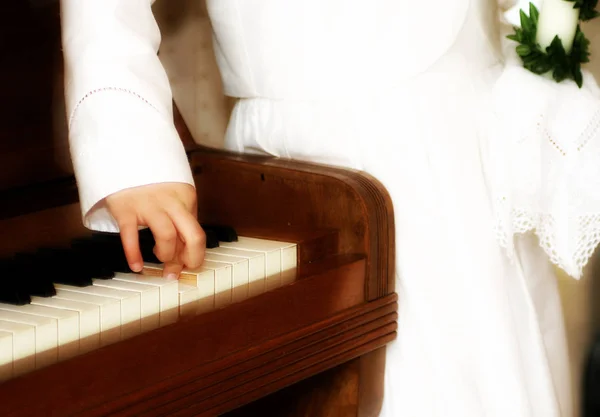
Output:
(0, 226), (297, 382)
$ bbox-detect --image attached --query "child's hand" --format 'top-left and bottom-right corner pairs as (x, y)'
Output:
(105, 182), (205, 279)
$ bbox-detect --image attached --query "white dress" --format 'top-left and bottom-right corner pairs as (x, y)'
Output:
(60, 0), (600, 415)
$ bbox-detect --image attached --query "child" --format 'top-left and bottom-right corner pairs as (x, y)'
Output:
(61, 0), (600, 415)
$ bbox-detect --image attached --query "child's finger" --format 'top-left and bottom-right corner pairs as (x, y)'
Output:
(117, 214), (144, 272)
(162, 263), (184, 280)
(145, 209), (178, 263)
(167, 204), (206, 269)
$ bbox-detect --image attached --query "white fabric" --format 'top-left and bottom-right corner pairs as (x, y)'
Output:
(61, 0), (194, 231)
(490, 31), (600, 279)
(219, 2), (576, 415)
(206, 0), (470, 99)
(60, 0), (600, 415)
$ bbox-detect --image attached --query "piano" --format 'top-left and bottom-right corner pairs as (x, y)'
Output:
(0, 1), (397, 416)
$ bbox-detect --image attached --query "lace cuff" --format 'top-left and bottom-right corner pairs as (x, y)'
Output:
(490, 46), (600, 278)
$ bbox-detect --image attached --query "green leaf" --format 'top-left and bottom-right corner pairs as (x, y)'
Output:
(520, 9), (532, 33)
(533, 61), (553, 74)
(574, 68), (583, 88)
(507, 27), (524, 43)
(516, 45), (532, 56)
(511, 2), (594, 87)
(529, 2), (539, 26)
(567, 0), (600, 21)
(547, 35), (566, 55)
(553, 66), (568, 82)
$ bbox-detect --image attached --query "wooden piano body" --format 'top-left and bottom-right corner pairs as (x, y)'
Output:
(0, 2), (397, 416)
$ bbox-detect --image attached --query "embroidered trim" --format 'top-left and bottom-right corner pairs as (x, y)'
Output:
(494, 202), (600, 279)
(68, 86), (161, 128)
(576, 107), (600, 152)
(492, 106), (600, 279)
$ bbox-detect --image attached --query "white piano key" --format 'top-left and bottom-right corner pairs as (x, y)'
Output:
(206, 247), (266, 297)
(177, 283), (199, 316)
(92, 279), (160, 332)
(280, 245), (298, 285)
(0, 310), (57, 369)
(141, 263), (220, 309)
(54, 284), (141, 340)
(238, 237), (296, 284)
(0, 320), (35, 376)
(177, 267), (215, 311)
(220, 237), (298, 290)
(0, 331), (13, 382)
(179, 261), (231, 308)
(203, 254), (249, 302)
(53, 289), (121, 346)
(112, 272), (179, 327)
(31, 297), (101, 354)
(0, 303), (79, 362)
(219, 239), (281, 284)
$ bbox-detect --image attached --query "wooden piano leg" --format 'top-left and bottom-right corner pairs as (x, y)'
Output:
(357, 347), (387, 417)
(221, 348), (387, 417)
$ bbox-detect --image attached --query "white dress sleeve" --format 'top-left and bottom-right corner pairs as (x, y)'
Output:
(60, 0), (195, 232)
(489, 6), (600, 279)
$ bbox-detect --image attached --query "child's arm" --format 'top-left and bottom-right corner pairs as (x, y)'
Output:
(60, 0), (205, 277)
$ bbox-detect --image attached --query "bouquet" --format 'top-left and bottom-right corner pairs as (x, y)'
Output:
(508, 0), (599, 87)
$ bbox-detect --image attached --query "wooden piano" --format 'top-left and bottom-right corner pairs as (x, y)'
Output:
(0, 1), (397, 416)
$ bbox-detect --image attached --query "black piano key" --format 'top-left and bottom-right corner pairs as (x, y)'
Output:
(0, 259), (31, 305)
(141, 251), (160, 265)
(90, 230), (161, 267)
(70, 239), (115, 279)
(36, 248), (93, 287)
(99, 245), (131, 274)
(139, 225), (222, 249)
(204, 229), (220, 249)
(138, 228), (154, 243)
(138, 231), (161, 264)
(12, 253), (56, 297)
(89, 232), (123, 245)
(79, 236), (120, 273)
(201, 224), (238, 242)
(88, 225), (218, 268)
(87, 234), (132, 273)
(0, 284), (30, 305)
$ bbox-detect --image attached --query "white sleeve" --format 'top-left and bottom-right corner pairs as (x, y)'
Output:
(60, 0), (195, 232)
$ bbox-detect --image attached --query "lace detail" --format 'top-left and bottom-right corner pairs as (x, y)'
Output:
(494, 204), (600, 279)
(492, 106), (600, 279)
(68, 86), (160, 129)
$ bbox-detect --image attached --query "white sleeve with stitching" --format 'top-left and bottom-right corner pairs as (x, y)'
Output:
(61, 0), (194, 232)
